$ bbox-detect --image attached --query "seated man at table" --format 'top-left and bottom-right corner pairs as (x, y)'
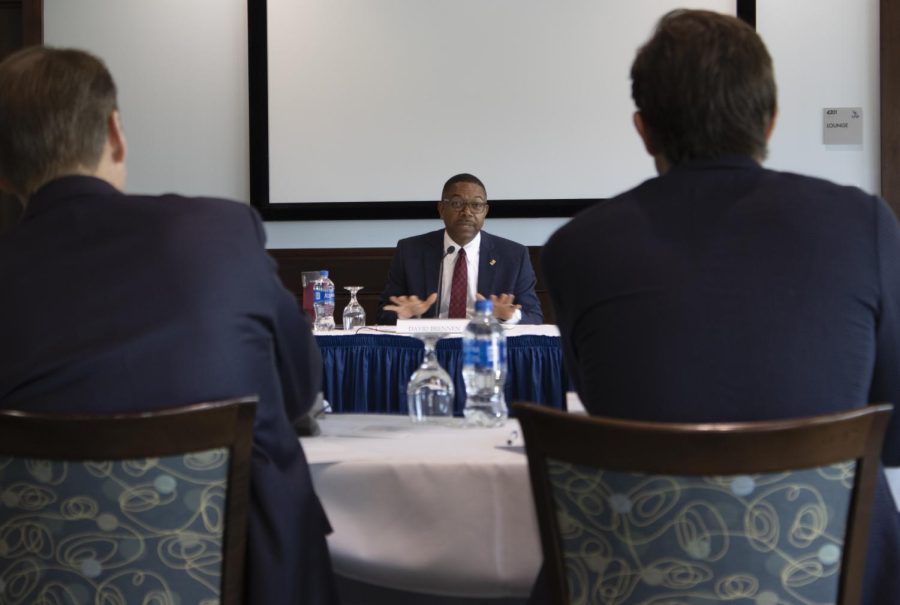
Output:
(539, 9), (900, 604)
(0, 47), (338, 604)
(378, 173), (543, 325)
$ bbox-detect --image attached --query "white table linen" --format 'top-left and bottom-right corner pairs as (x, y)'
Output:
(314, 324), (562, 338)
(300, 414), (542, 597)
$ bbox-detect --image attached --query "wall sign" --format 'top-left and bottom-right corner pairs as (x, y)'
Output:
(823, 107), (863, 145)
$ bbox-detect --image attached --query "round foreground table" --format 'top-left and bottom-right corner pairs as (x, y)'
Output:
(300, 414), (542, 599)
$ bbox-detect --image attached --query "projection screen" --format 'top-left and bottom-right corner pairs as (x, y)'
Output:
(251, 0), (749, 220)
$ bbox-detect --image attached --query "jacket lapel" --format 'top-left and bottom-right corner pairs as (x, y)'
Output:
(477, 232), (496, 297)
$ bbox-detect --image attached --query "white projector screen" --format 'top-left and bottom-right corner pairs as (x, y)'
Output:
(252, 0), (741, 220)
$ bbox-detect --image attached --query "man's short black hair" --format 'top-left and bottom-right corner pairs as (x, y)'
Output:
(630, 9), (777, 166)
(442, 173), (487, 199)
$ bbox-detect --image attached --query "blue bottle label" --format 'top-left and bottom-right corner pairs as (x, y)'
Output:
(464, 340), (506, 369)
(314, 288), (334, 304)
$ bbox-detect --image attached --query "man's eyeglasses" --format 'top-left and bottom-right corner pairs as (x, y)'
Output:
(441, 198), (488, 214)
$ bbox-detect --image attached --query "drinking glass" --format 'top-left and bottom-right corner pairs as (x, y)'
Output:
(407, 332), (454, 423)
(342, 286), (366, 330)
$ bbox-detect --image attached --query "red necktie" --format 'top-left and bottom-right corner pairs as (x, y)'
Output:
(448, 248), (468, 318)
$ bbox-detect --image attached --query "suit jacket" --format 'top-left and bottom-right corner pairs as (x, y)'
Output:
(0, 176), (338, 604)
(541, 156), (900, 604)
(378, 229), (543, 324)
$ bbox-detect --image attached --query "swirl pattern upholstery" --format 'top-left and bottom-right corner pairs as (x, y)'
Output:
(513, 402), (893, 605)
(0, 449), (230, 605)
(547, 460), (854, 605)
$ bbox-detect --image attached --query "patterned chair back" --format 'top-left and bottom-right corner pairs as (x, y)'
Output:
(513, 402), (893, 605)
(0, 397), (256, 605)
(547, 460), (853, 604)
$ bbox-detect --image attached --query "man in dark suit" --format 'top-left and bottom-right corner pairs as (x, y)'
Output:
(378, 173), (543, 324)
(0, 47), (338, 604)
(541, 10), (900, 604)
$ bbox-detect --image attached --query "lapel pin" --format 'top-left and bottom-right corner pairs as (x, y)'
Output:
(489, 259), (497, 266)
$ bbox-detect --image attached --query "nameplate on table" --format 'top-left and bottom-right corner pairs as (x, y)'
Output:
(396, 318), (469, 335)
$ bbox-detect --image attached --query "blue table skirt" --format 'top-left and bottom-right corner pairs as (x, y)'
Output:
(316, 334), (568, 415)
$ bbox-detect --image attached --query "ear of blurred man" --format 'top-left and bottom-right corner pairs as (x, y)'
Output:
(94, 110), (128, 191)
(764, 109), (778, 144)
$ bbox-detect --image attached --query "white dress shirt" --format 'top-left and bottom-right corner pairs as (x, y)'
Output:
(437, 231), (521, 323)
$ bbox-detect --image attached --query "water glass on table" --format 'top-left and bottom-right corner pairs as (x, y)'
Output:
(342, 286), (366, 330)
(407, 332), (454, 423)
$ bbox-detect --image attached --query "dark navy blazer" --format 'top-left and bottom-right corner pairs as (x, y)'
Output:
(378, 229), (543, 324)
(0, 176), (338, 604)
(541, 156), (900, 604)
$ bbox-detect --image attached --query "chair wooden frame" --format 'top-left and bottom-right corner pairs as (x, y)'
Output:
(512, 401), (894, 605)
(0, 396), (258, 605)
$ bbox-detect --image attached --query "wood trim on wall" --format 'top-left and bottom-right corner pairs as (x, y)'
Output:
(0, 0), (42, 47)
(0, 0), (40, 235)
(22, 0), (42, 45)
(0, 4), (24, 61)
(881, 0), (900, 214)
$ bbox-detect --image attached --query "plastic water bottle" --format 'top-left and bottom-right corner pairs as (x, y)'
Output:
(463, 299), (508, 427)
(313, 270), (336, 331)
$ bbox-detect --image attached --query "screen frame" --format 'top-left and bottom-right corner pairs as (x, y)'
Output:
(248, 1), (756, 221)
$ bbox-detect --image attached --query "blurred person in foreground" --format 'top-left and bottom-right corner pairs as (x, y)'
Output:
(539, 9), (900, 604)
(0, 46), (338, 604)
(378, 172), (543, 325)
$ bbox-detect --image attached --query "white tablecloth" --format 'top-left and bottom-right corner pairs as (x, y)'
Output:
(314, 324), (562, 338)
(300, 414), (542, 598)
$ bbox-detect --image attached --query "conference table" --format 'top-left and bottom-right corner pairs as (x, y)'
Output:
(301, 412), (547, 603)
(314, 325), (568, 415)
